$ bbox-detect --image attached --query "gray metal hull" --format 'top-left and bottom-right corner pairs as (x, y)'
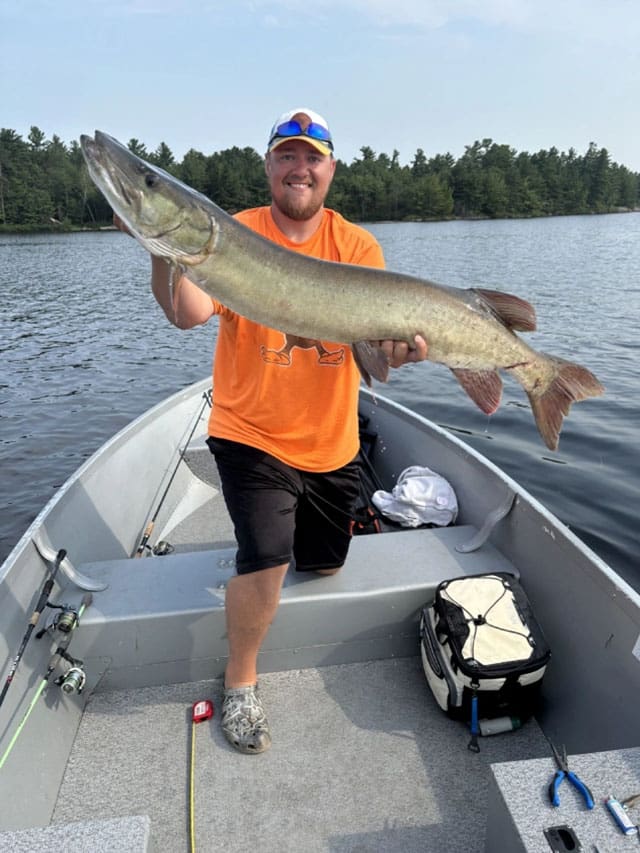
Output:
(1, 380), (639, 851)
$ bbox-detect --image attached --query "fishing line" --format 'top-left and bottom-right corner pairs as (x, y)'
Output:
(133, 390), (211, 558)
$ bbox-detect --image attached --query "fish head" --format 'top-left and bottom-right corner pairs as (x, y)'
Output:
(80, 132), (216, 265)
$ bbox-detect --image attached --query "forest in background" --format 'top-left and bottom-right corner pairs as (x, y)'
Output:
(1, 125), (638, 231)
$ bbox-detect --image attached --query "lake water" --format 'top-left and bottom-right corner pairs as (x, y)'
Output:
(1, 214), (639, 590)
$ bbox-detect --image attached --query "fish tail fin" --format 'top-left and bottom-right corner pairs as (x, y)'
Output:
(517, 356), (604, 451)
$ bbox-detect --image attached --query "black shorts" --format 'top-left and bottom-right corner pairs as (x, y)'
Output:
(207, 437), (361, 575)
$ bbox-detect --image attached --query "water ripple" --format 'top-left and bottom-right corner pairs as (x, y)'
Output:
(1, 218), (639, 590)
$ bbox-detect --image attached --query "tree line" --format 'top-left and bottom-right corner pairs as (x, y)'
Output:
(1, 125), (638, 231)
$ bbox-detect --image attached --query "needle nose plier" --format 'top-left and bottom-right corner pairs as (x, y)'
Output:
(548, 743), (595, 809)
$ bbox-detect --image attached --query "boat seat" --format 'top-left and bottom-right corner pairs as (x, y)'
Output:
(72, 524), (519, 692)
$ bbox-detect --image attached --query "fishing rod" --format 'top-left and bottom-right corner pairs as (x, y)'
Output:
(0, 592), (92, 772)
(133, 390), (211, 558)
(0, 548), (66, 710)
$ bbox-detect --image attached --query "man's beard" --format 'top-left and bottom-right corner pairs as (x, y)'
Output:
(275, 193), (324, 222)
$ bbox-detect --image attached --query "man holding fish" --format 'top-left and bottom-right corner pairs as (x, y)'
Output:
(116, 108), (427, 754)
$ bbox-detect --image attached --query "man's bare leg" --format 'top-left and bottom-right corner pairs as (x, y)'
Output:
(221, 563), (343, 752)
(224, 562), (289, 688)
(221, 563), (288, 754)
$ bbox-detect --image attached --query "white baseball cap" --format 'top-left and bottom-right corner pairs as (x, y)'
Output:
(267, 108), (334, 156)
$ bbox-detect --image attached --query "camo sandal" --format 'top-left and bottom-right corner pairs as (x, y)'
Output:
(221, 684), (272, 754)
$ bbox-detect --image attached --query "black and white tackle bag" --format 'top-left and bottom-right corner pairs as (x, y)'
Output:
(420, 573), (550, 746)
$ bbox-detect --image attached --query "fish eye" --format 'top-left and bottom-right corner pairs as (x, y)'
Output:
(144, 172), (159, 188)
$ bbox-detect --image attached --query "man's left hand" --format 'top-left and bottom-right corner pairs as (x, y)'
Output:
(375, 335), (428, 368)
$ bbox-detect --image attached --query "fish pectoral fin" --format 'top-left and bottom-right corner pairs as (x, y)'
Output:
(451, 368), (503, 415)
(474, 289), (537, 332)
(352, 342), (390, 386)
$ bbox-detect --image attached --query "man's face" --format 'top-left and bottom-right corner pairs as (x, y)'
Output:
(265, 139), (336, 222)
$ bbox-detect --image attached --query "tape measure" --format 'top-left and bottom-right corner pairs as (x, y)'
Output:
(190, 699), (214, 852)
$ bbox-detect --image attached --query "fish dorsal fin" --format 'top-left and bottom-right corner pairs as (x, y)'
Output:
(451, 368), (503, 415)
(352, 342), (390, 386)
(474, 289), (537, 332)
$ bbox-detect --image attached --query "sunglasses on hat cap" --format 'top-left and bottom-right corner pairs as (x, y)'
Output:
(267, 109), (334, 154)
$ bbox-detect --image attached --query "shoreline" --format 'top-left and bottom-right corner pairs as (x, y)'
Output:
(1, 207), (638, 236)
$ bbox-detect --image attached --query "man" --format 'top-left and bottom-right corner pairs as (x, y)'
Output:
(142, 108), (427, 753)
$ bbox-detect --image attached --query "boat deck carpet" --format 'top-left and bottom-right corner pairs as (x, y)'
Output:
(52, 657), (549, 852)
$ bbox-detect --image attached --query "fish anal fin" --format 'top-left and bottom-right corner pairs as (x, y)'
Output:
(352, 342), (390, 386)
(474, 288), (537, 332)
(521, 356), (604, 451)
(451, 368), (503, 415)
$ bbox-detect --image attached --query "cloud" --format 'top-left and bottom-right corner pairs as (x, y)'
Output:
(244, 0), (639, 42)
(23, 0), (635, 43)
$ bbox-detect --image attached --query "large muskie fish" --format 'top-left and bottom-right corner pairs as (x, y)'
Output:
(80, 131), (603, 450)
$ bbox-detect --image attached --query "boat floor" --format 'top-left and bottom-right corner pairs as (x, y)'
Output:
(52, 657), (549, 853)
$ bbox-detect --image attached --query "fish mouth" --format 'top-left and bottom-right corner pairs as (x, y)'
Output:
(109, 168), (183, 241)
(102, 162), (144, 218)
(115, 174), (135, 209)
(81, 132), (181, 240)
(81, 134), (138, 210)
(82, 130), (216, 258)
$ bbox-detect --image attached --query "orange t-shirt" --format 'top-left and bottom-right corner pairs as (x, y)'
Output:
(207, 207), (385, 472)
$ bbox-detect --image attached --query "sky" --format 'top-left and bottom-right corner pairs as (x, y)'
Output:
(1, 0), (639, 172)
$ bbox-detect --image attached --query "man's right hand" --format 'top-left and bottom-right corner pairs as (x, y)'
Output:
(113, 213), (133, 236)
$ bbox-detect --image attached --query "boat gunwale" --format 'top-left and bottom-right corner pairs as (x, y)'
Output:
(3, 377), (637, 618)
(360, 387), (640, 614)
(0, 379), (212, 585)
